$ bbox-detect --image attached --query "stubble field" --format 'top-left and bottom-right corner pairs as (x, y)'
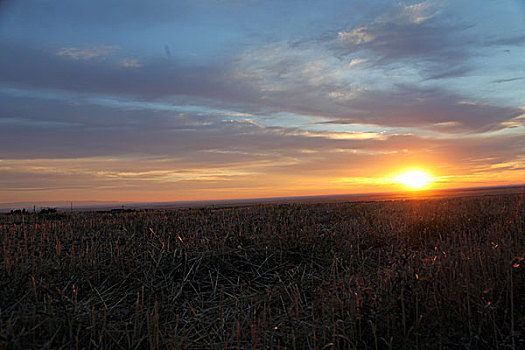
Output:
(1, 193), (524, 349)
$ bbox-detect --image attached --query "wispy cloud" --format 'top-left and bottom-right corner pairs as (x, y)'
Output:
(398, 2), (440, 25)
(56, 46), (118, 61)
(334, 2), (469, 80)
(120, 59), (142, 68)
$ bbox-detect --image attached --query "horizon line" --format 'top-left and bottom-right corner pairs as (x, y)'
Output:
(1, 183), (523, 212)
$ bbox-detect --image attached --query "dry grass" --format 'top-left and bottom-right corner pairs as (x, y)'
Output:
(1, 194), (524, 349)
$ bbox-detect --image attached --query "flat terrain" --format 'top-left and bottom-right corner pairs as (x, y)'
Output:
(1, 185), (522, 212)
(1, 193), (524, 349)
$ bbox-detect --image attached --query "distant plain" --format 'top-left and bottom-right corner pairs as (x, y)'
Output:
(1, 187), (524, 348)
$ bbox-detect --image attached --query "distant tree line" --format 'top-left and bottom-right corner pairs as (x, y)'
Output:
(9, 208), (57, 215)
(9, 209), (28, 215)
(95, 208), (137, 214)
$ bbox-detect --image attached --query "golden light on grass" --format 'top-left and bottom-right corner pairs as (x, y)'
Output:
(394, 170), (433, 190)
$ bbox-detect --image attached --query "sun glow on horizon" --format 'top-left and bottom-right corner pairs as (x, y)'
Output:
(394, 170), (433, 190)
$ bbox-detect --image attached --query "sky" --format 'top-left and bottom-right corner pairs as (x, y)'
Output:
(0, 0), (524, 204)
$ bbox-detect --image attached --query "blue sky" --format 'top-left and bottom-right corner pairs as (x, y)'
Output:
(0, 0), (524, 203)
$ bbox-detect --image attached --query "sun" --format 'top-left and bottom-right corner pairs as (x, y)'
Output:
(394, 170), (432, 190)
